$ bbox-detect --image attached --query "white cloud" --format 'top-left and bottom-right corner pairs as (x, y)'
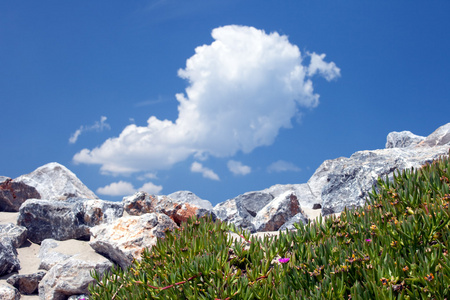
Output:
(140, 182), (163, 194)
(69, 116), (111, 144)
(227, 160), (251, 176)
(267, 160), (301, 173)
(191, 162), (220, 181)
(308, 52), (341, 81)
(96, 181), (136, 196)
(96, 180), (163, 196)
(73, 25), (339, 175)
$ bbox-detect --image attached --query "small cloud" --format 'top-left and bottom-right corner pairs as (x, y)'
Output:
(227, 160), (251, 176)
(96, 181), (136, 196)
(191, 162), (220, 181)
(96, 180), (163, 196)
(307, 52), (341, 81)
(69, 116), (110, 144)
(139, 182), (163, 194)
(134, 97), (164, 107)
(267, 160), (301, 173)
(137, 172), (158, 181)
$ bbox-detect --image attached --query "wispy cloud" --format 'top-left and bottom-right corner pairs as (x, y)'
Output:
(96, 180), (162, 196)
(191, 162), (220, 181)
(267, 160), (301, 173)
(69, 116), (110, 144)
(227, 160), (251, 176)
(74, 25), (339, 175)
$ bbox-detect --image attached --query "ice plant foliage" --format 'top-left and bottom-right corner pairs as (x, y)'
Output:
(90, 152), (450, 299)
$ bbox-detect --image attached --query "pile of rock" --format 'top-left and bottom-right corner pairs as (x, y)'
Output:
(0, 164), (216, 299)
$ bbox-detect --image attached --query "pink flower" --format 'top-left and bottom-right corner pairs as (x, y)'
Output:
(365, 239), (372, 242)
(279, 258), (290, 263)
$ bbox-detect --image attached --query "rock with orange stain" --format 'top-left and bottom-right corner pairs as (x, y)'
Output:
(89, 213), (177, 269)
(123, 191), (215, 226)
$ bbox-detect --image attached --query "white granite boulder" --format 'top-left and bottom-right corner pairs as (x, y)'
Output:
(0, 284), (20, 300)
(90, 212), (177, 269)
(0, 223), (27, 248)
(0, 238), (20, 277)
(15, 162), (98, 201)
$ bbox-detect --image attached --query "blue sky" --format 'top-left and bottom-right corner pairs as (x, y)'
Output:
(1, 1), (449, 205)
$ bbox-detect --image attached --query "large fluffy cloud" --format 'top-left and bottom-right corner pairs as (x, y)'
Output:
(73, 25), (340, 175)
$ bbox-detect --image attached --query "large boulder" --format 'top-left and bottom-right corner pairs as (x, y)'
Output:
(38, 254), (112, 300)
(15, 162), (98, 201)
(385, 130), (425, 149)
(90, 213), (177, 269)
(123, 191), (215, 226)
(0, 238), (20, 277)
(17, 199), (123, 244)
(0, 178), (40, 212)
(0, 223), (27, 248)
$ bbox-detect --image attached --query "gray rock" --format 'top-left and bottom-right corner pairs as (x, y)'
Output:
(68, 295), (89, 300)
(214, 186), (311, 233)
(6, 271), (46, 295)
(319, 123), (450, 216)
(15, 162), (98, 201)
(0, 179), (41, 212)
(123, 191), (214, 226)
(168, 190), (214, 210)
(0, 223), (27, 248)
(38, 254), (112, 300)
(385, 130), (425, 148)
(0, 284), (20, 300)
(0, 238), (20, 277)
(90, 213), (177, 269)
(279, 212), (309, 232)
(17, 199), (123, 244)
(253, 193), (303, 232)
(38, 239), (72, 271)
(0, 177), (10, 184)
(18, 200), (90, 244)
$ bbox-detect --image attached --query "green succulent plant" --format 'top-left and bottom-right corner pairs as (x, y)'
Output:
(90, 151), (450, 299)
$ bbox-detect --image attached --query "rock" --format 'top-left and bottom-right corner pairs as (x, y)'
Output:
(385, 131), (425, 148)
(6, 271), (46, 295)
(15, 162), (98, 201)
(0, 238), (20, 277)
(17, 199), (123, 244)
(68, 295), (89, 300)
(418, 123), (450, 147)
(79, 199), (124, 227)
(0, 177), (10, 184)
(0, 284), (20, 300)
(38, 254), (112, 300)
(253, 193), (303, 232)
(90, 213), (177, 269)
(279, 213), (309, 232)
(123, 191), (215, 226)
(168, 191), (214, 210)
(312, 204), (322, 209)
(214, 184), (313, 233)
(319, 123), (450, 216)
(38, 239), (73, 271)
(0, 223), (27, 248)
(0, 178), (41, 212)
